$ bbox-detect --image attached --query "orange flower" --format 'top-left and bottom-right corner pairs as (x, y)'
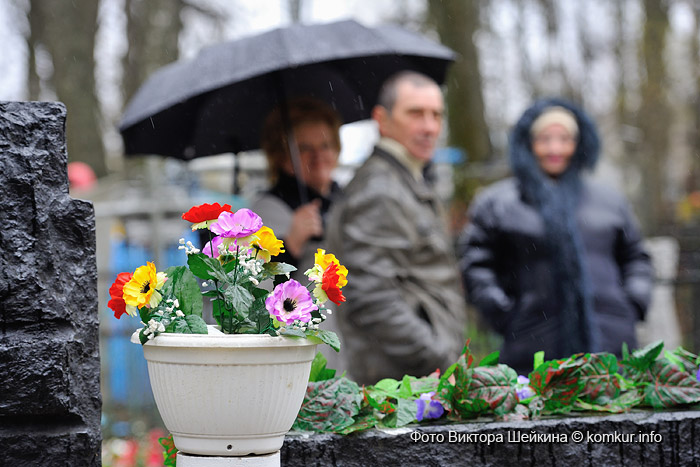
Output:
(308, 249), (347, 305)
(313, 249), (348, 287)
(321, 262), (346, 305)
(108, 272), (133, 319)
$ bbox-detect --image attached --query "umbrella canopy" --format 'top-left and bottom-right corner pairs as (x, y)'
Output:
(119, 19), (455, 160)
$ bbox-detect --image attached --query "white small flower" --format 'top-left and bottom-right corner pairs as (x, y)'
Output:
(179, 238), (185, 245)
(250, 277), (259, 286)
(175, 310), (185, 318)
(173, 299), (179, 308)
(201, 281), (208, 287)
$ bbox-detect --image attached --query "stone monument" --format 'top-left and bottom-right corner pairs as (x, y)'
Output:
(0, 102), (102, 465)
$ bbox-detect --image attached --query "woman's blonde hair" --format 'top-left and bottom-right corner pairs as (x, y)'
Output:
(260, 97), (342, 183)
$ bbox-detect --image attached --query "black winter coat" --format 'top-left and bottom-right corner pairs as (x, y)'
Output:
(458, 98), (653, 374)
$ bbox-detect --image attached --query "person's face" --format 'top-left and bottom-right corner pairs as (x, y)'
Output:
(375, 81), (444, 163)
(532, 124), (577, 177)
(284, 121), (339, 194)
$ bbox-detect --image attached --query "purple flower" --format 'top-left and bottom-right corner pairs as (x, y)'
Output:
(202, 236), (224, 258)
(696, 367), (700, 383)
(210, 209), (262, 239)
(515, 375), (535, 401)
(415, 392), (444, 422)
(265, 279), (317, 325)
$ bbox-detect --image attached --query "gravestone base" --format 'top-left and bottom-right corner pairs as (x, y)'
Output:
(281, 409), (700, 466)
(177, 451), (280, 467)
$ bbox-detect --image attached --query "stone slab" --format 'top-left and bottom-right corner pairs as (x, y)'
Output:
(281, 410), (700, 466)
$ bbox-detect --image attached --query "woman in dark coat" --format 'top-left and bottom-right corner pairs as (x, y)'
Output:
(458, 98), (653, 375)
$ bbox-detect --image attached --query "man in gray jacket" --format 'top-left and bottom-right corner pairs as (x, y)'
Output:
(326, 71), (467, 385)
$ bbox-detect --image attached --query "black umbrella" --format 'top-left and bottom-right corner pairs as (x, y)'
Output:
(119, 19), (455, 160)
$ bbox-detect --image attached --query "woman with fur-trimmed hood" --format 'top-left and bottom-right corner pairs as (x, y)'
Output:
(458, 98), (653, 374)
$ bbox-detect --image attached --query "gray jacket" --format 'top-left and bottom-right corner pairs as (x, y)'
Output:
(327, 146), (467, 385)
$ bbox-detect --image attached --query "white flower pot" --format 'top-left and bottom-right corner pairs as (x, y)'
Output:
(132, 326), (317, 456)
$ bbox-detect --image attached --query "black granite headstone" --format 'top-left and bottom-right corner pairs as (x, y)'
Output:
(0, 101), (101, 465)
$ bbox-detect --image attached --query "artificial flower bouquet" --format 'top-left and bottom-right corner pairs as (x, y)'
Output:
(107, 203), (346, 350)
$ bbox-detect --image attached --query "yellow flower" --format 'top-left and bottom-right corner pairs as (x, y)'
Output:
(251, 226), (285, 263)
(122, 262), (167, 309)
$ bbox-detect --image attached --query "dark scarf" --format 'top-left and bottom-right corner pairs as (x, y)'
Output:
(509, 98), (602, 356)
(268, 171), (340, 216)
(267, 172), (341, 265)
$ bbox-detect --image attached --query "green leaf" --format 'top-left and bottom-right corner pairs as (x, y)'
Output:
(309, 352), (336, 382)
(454, 364), (519, 417)
(397, 375), (413, 399)
(168, 315), (208, 334)
(621, 340), (664, 373)
(575, 388), (644, 413)
(224, 284), (255, 314)
(669, 347), (699, 375)
(138, 328), (149, 345)
(644, 358), (700, 408)
(138, 306), (150, 325)
(163, 266), (203, 317)
(187, 253), (227, 282)
(665, 350), (686, 372)
(371, 378), (401, 397)
(533, 351), (545, 371)
(262, 261), (297, 279)
(436, 361), (458, 412)
(363, 388), (396, 415)
(159, 434), (178, 467)
(292, 377), (362, 433)
(478, 351), (500, 367)
(578, 353), (621, 405)
(528, 358), (584, 414)
(393, 398), (418, 428)
(308, 329), (340, 352)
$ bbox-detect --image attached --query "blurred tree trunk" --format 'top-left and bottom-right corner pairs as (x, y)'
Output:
(289, 0), (302, 23)
(689, 1), (700, 193)
(28, 0), (107, 177)
(122, 0), (185, 104)
(427, 0), (491, 165)
(637, 0), (670, 233)
(427, 0), (491, 229)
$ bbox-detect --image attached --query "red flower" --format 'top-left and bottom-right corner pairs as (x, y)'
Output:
(322, 262), (346, 305)
(108, 272), (133, 319)
(182, 203), (232, 223)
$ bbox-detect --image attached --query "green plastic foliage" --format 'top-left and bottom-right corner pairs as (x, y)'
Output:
(644, 358), (700, 408)
(308, 352), (336, 382)
(290, 339), (700, 435)
(668, 347), (699, 375)
(262, 261), (297, 279)
(528, 358), (584, 414)
(621, 340), (664, 382)
(309, 329), (341, 352)
(162, 266), (203, 316)
(187, 253), (227, 282)
(578, 353), (621, 405)
(453, 364), (518, 417)
(292, 377), (362, 433)
(167, 314), (208, 334)
(159, 434), (177, 467)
